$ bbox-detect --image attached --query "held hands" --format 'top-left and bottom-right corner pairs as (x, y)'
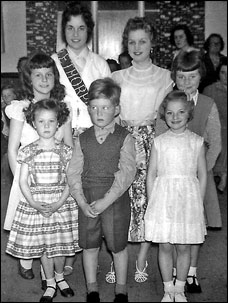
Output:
(81, 202), (99, 218)
(90, 199), (107, 215)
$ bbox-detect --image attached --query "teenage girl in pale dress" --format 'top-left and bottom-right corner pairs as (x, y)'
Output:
(105, 16), (173, 284)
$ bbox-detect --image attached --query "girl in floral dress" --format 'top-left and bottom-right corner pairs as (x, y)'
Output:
(6, 99), (81, 302)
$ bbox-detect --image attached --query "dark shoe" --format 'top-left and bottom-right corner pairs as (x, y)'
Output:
(186, 276), (202, 293)
(87, 291), (100, 303)
(18, 261), (34, 279)
(56, 279), (74, 297)
(114, 293), (128, 302)
(39, 286), (57, 302)
(207, 226), (222, 231)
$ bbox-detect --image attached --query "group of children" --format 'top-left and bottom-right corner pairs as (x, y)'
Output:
(3, 46), (214, 303)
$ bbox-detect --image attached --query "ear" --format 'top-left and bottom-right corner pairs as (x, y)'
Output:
(115, 105), (120, 116)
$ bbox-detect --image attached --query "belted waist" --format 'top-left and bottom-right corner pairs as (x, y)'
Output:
(121, 119), (155, 127)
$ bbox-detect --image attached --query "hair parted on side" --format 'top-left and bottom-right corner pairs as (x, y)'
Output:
(22, 52), (65, 101)
(159, 90), (195, 122)
(88, 77), (121, 106)
(122, 17), (156, 51)
(61, 1), (94, 45)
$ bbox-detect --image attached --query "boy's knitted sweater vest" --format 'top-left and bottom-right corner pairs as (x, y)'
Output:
(80, 124), (129, 188)
(188, 94), (214, 137)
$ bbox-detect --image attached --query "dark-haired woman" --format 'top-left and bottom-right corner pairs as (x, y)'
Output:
(52, 1), (111, 139)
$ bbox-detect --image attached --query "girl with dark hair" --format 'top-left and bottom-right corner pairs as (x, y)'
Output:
(169, 24), (199, 64)
(3, 52), (73, 284)
(6, 99), (80, 302)
(52, 1), (111, 139)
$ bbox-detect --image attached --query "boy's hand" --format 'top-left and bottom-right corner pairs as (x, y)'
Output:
(81, 203), (98, 218)
(90, 199), (107, 214)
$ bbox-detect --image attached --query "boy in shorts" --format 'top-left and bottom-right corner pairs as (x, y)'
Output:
(67, 78), (136, 303)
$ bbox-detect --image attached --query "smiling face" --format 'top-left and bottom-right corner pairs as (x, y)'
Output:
(65, 15), (88, 55)
(127, 29), (152, 66)
(165, 99), (190, 133)
(175, 69), (201, 96)
(33, 109), (58, 139)
(88, 98), (119, 129)
(31, 68), (55, 100)
(1, 88), (16, 105)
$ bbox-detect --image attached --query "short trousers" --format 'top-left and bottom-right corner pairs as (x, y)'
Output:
(78, 185), (131, 253)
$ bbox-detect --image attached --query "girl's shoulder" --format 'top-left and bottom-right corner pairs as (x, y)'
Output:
(5, 100), (30, 121)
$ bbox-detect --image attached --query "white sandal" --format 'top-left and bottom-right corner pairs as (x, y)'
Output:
(134, 260), (148, 283)
(105, 261), (116, 283)
(64, 265), (73, 276)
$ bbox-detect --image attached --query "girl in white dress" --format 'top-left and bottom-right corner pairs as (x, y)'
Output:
(144, 91), (207, 302)
(4, 52), (74, 283)
(6, 99), (80, 302)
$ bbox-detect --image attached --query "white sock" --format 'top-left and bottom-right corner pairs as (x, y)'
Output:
(173, 267), (177, 277)
(44, 277), (56, 297)
(163, 281), (174, 293)
(55, 271), (69, 290)
(175, 279), (186, 293)
(20, 259), (33, 269)
(187, 267), (197, 284)
(188, 266), (197, 276)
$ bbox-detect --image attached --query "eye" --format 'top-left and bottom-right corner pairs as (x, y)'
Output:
(66, 25), (73, 31)
(78, 26), (86, 31)
(47, 73), (54, 78)
(103, 106), (109, 110)
(166, 111), (172, 115)
(90, 106), (97, 111)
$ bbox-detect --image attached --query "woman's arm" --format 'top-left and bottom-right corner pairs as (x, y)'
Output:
(7, 118), (23, 175)
(146, 142), (158, 200)
(197, 143), (207, 201)
(63, 121), (74, 147)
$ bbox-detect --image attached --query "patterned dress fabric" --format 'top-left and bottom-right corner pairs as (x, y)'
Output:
(6, 141), (81, 259)
(112, 62), (173, 242)
(145, 129), (207, 244)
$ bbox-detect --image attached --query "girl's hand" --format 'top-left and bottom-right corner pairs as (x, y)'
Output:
(33, 202), (52, 217)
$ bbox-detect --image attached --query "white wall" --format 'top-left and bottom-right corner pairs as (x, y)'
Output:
(1, 1), (27, 73)
(205, 1), (227, 55)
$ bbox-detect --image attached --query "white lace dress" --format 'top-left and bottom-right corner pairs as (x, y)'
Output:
(144, 129), (207, 244)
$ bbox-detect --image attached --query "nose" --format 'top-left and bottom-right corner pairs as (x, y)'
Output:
(44, 121), (49, 128)
(96, 108), (103, 117)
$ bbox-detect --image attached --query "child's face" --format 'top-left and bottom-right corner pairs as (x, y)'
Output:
(31, 68), (55, 100)
(1, 88), (16, 105)
(128, 29), (152, 64)
(33, 109), (58, 139)
(176, 69), (201, 96)
(65, 15), (88, 55)
(165, 99), (189, 133)
(88, 98), (120, 128)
